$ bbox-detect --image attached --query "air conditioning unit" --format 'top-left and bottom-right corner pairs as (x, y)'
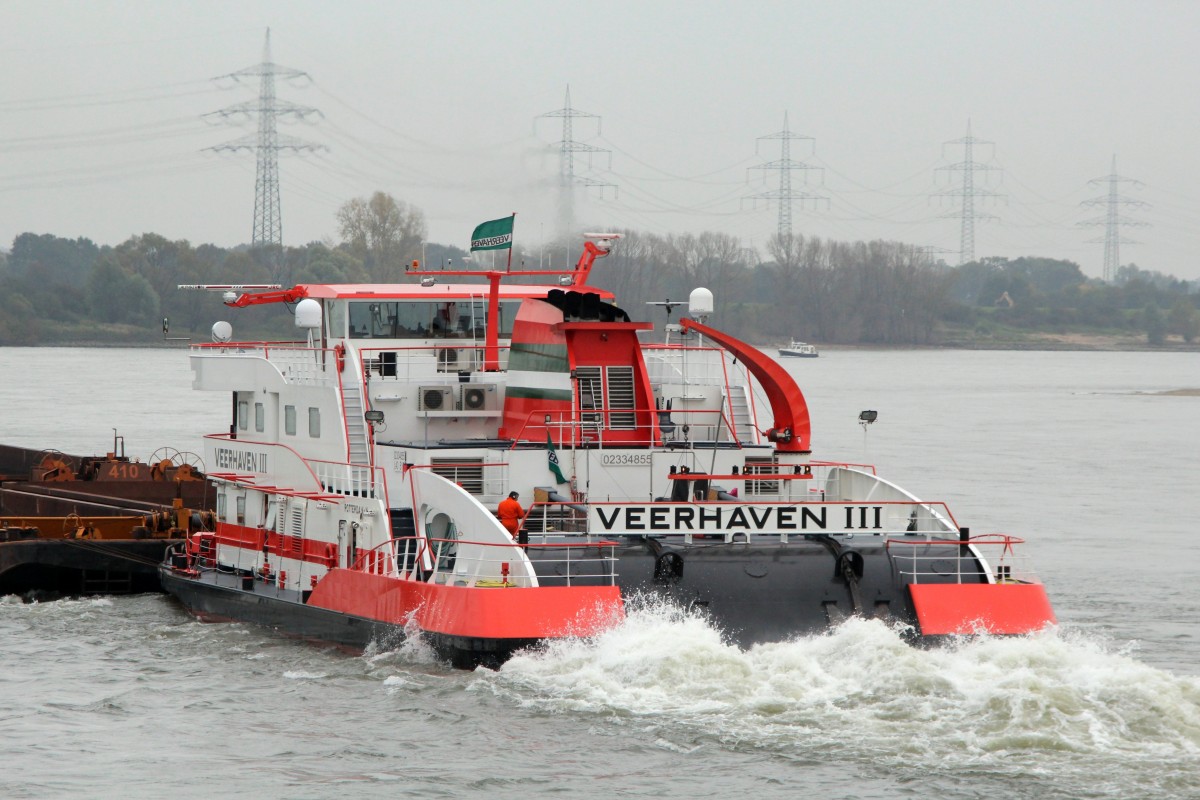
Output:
(458, 384), (496, 411)
(419, 386), (454, 411)
(436, 347), (466, 372)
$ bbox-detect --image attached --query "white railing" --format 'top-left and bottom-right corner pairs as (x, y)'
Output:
(359, 536), (619, 588)
(191, 343), (336, 387)
(310, 459), (379, 499)
(886, 534), (1040, 585)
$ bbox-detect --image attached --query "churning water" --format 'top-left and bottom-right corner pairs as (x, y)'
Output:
(0, 346), (1197, 799)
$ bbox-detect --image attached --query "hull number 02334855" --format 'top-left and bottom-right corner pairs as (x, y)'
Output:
(601, 453), (653, 467)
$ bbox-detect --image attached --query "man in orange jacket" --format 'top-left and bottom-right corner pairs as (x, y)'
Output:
(498, 491), (525, 544)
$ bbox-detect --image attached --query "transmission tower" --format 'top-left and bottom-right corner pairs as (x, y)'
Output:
(205, 28), (325, 276)
(933, 121), (1004, 265)
(744, 112), (827, 239)
(1078, 155), (1148, 282)
(536, 86), (616, 238)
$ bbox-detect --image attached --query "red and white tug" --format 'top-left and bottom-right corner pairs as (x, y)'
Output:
(162, 234), (1054, 668)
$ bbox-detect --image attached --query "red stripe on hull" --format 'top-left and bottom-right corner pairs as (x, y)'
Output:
(215, 522), (337, 568)
(308, 569), (624, 639)
(908, 582), (1056, 635)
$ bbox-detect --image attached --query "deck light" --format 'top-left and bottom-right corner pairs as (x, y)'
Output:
(859, 410), (878, 424)
(420, 277), (436, 287)
(364, 410), (385, 424)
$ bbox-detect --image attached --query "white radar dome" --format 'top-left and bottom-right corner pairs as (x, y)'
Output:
(211, 321), (233, 343)
(294, 298), (322, 329)
(688, 287), (714, 317)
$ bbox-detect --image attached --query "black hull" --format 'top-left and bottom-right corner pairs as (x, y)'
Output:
(534, 536), (981, 646)
(0, 539), (171, 598)
(159, 567), (540, 669)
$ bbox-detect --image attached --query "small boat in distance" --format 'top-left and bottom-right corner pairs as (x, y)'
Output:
(778, 340), (819, 358)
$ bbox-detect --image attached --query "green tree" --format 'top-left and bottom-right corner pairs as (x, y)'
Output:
(86, 258), (160, 324)
(1142, 302), (1167, 345)
(1168, 297), (1199, 343)
(337, 192), (426, 282)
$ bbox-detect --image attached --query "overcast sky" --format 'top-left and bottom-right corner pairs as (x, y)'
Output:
(2, 0), (1197, 280)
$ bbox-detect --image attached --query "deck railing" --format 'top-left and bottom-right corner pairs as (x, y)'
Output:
(354, 535), (618, 588)
(886, 534), (1039, 585)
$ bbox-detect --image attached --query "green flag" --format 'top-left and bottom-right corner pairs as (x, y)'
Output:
(470, 216), (514, 251)
(547, 432), (567, 484)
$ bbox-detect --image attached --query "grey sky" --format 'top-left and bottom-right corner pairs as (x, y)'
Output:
(2, 0), (1197, 279)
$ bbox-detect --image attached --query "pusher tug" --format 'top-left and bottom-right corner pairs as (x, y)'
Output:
(162, 233), (1054, 668)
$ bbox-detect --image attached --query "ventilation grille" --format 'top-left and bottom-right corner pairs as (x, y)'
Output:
(431, 458), (484, 495)
(606, 366), (636, 429)
(576, 366), (603, 426)
(289, 504), (306, 537)
(743, 458), (780, 496)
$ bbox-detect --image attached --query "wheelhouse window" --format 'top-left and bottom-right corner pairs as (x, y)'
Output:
(326, 301), (347, 339)
(347, 300), (520, 340)
(254, 402), (265, 433)
(308, 407), (321, 437)
(237, 400), (249, 430)
(284, 405), (296, 436)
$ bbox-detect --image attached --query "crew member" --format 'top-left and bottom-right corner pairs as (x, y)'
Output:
(498, 491), (526, 544)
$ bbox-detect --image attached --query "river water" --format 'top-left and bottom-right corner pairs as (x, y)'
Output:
(0, 346), (1197, 799)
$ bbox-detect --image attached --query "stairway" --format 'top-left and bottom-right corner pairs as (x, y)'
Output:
(727, 386), (757, 444)
(341, 385), (371, 466)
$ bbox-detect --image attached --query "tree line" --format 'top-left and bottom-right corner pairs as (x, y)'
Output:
(0, 190), (1196, 347)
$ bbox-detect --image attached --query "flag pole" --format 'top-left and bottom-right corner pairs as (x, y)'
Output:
(507, 212), (516, 272)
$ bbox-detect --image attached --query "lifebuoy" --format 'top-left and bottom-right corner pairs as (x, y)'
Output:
(334, 343), (346, 373)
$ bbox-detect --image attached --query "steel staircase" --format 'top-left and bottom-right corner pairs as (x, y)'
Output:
(341, 384), (371, 466)
(727, 385), (757, 444)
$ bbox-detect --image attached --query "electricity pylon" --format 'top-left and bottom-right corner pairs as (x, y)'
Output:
(933, 121), (1004, 265)
(745, 112), (827, 240)
(205, 28), (325, 277)
(536, 86), (616, 238)
(1078, 155), (1149, 282)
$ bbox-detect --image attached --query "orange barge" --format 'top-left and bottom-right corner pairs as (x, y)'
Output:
(0, 441), (214, 598)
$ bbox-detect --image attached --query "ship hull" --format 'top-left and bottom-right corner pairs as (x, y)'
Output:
(1, 538), (172, 597)
(160, 565), (617, 669)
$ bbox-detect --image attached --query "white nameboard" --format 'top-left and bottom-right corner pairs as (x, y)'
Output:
(588, 503), (889, 535)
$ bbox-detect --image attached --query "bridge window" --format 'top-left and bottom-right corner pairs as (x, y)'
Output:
(284, 405), (296, 436)
(237, 400), (249, 430)
(347, 300), (519, 340)
(308, 407), (321, 438)
(254, 402), (264, 433)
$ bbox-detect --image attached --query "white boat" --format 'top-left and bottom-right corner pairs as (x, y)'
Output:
(161, 233), (1053, 669)
(778, 340), (819, 358)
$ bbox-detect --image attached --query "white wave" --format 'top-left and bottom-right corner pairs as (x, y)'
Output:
(282, 670), (327, 681)
(493, 599), (1200, 791)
